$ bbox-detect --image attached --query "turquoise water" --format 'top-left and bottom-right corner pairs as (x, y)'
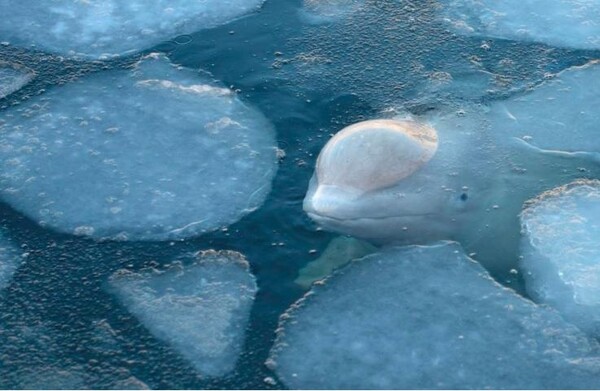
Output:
(1, 0), (599, 389)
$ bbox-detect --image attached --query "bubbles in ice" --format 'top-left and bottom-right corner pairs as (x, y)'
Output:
(521, 180), (600, 335)
(0, 61), (34, 99)
(270, 242), (600, 389)
(0, 0), (266, 59)
(440, 0), (600, 50)
(0, 54), (277, 241)
(108, 250), (257, 377)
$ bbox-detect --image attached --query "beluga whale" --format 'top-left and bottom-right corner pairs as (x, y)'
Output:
(304, 61), (600, 276)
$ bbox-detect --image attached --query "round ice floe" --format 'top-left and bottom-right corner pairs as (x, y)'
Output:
(0, 0), (265, 59)
(521, 180), (600, 335)
(0, 54), (277, 241)
(440, 0), (600, 50)
(269, 242), (600, 389)
(316, 119), (438, 193)
(109, 250), (257, 377)
(0, 231), (23, 291)
(0, 62), (34, 99)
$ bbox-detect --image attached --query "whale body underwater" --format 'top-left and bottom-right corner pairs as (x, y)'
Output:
(304, 62), (600, 275)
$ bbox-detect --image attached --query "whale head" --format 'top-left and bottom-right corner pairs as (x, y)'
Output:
(303, 118), (484, 244)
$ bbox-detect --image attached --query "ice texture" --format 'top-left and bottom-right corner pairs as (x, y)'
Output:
(109, 250), (257, 377)
(269, 242), (600, 389)
(521, 180), (600, 336)
(0, 0), (265, 59)
(0, 54), (277, 241)
(488, 61), (600, 160)
(0, 231), (22, 291)
(0, 61), (34, 99)
(440, 0), (600, 50)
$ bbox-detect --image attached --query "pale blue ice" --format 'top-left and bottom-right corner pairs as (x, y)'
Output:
(109, 250), (257, 377)
(0, 0), (266, 58)
(0, 54), (278, 241)
(441, 0), (600, 49)
(270, 243), (600, 389)
(0, 61), (33, 99)
(521, 180), (600, 336)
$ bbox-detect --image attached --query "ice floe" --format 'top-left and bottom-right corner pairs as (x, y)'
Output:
(440, 0), (600, 50)
(109, 250), (257, 377)
(488, 61), (600, 160)
(269, 242), (600, 389)
(521, 180), (600, 336)
(0, 61), (34, 99)
(0, 0), (266, 59)
(0, 54), (277, 241)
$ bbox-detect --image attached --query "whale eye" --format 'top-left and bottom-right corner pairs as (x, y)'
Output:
(460, 193), (468, 201)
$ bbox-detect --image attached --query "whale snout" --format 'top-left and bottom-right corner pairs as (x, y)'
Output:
(303, 179), (444, 244)
(303, 183), (364, 222)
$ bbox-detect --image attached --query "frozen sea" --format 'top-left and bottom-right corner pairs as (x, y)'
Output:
(1, 0), (600, 389)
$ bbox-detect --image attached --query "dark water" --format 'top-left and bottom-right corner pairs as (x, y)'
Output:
(0, 0), (599, 389)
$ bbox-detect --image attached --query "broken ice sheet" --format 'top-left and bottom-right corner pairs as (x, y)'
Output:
(440, 0), (600, 50)
(488, 61), (600, 159)
(521, 180), (600, 336)
(0, 61), (34, 99)
(109, 250), (257, 377)
(269, 242), (600, 389)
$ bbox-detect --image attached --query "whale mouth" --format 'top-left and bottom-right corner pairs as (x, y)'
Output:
(303, 184), (439, 225)
(305, 210), (437, 224)
(305, 210), (444, 244)
(303, 184), (451, 243)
